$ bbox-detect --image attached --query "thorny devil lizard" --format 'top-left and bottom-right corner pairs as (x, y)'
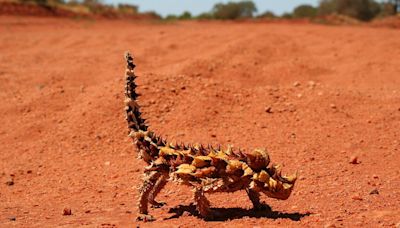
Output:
(124, 52), (297, 222)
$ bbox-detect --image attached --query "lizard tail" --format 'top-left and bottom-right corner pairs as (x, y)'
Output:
(124, 52), (148, 133)
(124, 52), (166, 164)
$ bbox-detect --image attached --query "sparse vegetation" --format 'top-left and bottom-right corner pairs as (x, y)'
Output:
(257, 10), (276, 19)
(165, 14), (178, 20)
(179, 11), (192, 20)
(378, 1), (399, 16)
(117, 4), (138, 15)
(317, 0), (381, 21)
(6, 0), (160, 19)
(163, 1), (257, 21)
(281, 12), (293, 19)
(163, 12), (192, 21)
(293, 4), (317, 18)
(2, 0), (399, 22)
(212, 1), (257, 19)
(81, 0), (115, 16)
(196, 12), (214, 20)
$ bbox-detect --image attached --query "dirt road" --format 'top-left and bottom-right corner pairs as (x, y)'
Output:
(1, 16), (399, 227)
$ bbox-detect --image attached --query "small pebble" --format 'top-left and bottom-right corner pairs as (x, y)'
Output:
(370, 189), (379, 195)
(265, 106), (273, 113)
(5, 179), (14, 186)
(104, 161), (111, 166)
(308, 80), (316, 88)
(62, 208), (72, 216)
(349, 156), (359, 164)
(352, 195), (363, 201)
(330, 104), (337, 109)
(36, 84), (45, 91)
(8, 216), (16, 221)
(293, 81), (301, 87)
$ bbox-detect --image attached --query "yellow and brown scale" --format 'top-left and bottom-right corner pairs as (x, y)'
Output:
(124, 53), (297, 222)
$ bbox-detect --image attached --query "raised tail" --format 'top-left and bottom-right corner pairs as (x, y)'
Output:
(124, 52), (166, 164)
(124, 52), (148, 132)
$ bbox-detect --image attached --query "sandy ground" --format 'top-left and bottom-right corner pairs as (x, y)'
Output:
(0, 16), (400, 227)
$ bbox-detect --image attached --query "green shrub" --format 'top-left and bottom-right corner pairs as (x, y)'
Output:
(318, 0), (337, 15)
(379, 1), (399, 16)
(196, 12), (214, 20)
(165, 14), (178, 20)
(142, 11), (162, 20)
(212, 1), (257, 20)
(179, 11), (192, 20)
(293, 4), (317, 18)
(257, 10), (276, 19)
(318, 0), (381, 21)
(82, 0), (109, 14)
(117, 4), (138, 15)
(281, 12), (293, 19)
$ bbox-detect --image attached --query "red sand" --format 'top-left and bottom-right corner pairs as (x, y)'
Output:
(0, 16), (399, 227)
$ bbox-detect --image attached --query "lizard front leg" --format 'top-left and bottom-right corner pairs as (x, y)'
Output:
(246, 188), (271, 211)
(148, 173), (168, 208)
(194, 187), (213, 220)
(137, 170), (162, 222)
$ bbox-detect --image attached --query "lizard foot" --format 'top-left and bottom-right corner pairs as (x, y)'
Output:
(136, 214), (155, 222)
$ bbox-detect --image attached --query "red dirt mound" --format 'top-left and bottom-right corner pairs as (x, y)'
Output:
(371, 15), (400, 29)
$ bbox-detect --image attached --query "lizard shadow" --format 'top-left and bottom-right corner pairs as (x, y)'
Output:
(166, 203), (311, 222)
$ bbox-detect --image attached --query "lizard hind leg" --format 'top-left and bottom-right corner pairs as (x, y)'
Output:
(246, 188), (271, 211)
(149, 173), (168, 208)
(137, 171), (162, 222)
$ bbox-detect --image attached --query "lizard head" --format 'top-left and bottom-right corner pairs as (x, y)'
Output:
(251, 165), (297, 200)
